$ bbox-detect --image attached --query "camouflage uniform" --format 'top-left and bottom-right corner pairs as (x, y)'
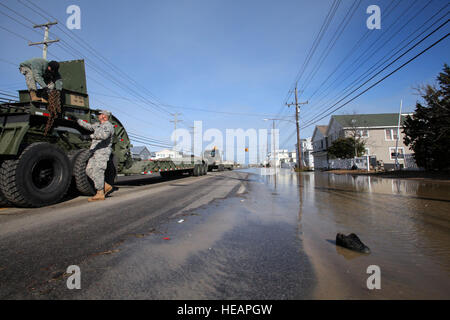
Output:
(19, 58), (63, 91)
(77, 119), (115, 191)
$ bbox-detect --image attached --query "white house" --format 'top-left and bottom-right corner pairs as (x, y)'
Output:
(155, 149), (182, 159)
(300, 138), (314, 169)
(326, 113), (413, 169)
(312, 125), (329, 169)
(266, 149), (297, 168)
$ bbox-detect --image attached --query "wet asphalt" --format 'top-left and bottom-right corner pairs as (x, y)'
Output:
(2, 168), (448, 299)
(0, 170), (315, 299)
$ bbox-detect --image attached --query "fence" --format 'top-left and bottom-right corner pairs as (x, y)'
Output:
(328, 156), (376, 170)
(404, 153), (420, 170)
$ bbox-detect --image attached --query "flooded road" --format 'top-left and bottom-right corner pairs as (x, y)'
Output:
(259, 169), (450, 299)
(1, 169), (448, 299)
(56, 168), (449, 299)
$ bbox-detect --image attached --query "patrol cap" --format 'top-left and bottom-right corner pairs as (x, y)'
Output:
(99, 110), (111, 116)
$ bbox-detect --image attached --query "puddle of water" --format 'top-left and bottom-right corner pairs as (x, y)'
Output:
(247, 168), (450, 299)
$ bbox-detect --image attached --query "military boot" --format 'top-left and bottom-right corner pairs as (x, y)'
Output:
(29, 90), (41, 102)
(104, 182), (113, 196)
(88, 190), (105, 202)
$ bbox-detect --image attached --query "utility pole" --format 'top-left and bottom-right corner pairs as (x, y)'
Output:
(395, 100), (403, 170)
(29, 21), (59, 59)
(272, 120), (277, 173)
(189, 125), (195, 155)
(170, 113), (182, 150)
(286, 86), (308, 169)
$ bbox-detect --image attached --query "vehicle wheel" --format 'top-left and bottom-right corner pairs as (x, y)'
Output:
(160, 171), (170, 178)
(193, 164), (200, 176)
(66, 149), (85, 195)
(218, 164), (224, 172)
(201, 164), (207, 175)
(0, 142), (71, 207)
(73, 149), (95, 196)
(67, 149), (85, 171)
(0, 161), (10, 207)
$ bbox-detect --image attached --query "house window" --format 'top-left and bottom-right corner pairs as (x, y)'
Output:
(385, 129), (391, 140)
(357, 130), (369, 138)
(389, 147), (404, 160)
(385, 129), (399, 141)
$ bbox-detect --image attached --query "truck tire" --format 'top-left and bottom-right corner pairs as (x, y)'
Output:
(160, 171), (170, 178)
(73, 149), (95, 196)
(68, 149), (85, 172)
(0, 161), (10, 207)
(0, 189), (9, 207)
(73, 150), (117, 196)
(218, 164), (225, 172)
(0, 142), (72, 207)
(193, 164), (200, 177)
(201, 164), (207, 175)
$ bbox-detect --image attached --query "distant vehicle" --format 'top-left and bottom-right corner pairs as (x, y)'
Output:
(222, 160), (234, 170)
(203, 148), (225, 171)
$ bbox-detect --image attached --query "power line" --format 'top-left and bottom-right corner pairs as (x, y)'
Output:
(299, 0), (361, 94)
(275, 0), (341, 118)
(301, 9), (449, 125)
(300, 31), (449, 130)
(17, 0), (179, 118)
(285, 0), (341, 103)
(89, 91), (292, 118)
(303, 0), (402, 103)
(302, 0), (421, 116)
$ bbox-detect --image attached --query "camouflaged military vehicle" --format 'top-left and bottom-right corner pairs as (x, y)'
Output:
(0, 60), (207, 207)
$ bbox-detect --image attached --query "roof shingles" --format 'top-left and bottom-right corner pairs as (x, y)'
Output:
(331, 113), (409, 128)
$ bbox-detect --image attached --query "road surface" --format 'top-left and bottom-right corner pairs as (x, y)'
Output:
(0, 170), (314, 299)
(1, 169), (449, 299)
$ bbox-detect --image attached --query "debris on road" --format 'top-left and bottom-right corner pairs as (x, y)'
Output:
(178, 219), (184, 223)
(90, 249), (120, 257)
(336, 233), (371, 254)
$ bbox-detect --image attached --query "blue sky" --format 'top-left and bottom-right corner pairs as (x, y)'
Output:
(0, 0), (448, 160)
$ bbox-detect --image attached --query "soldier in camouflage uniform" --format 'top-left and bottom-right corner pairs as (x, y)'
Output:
(77, 110), (115, 201)
(19, 58), (62, 103)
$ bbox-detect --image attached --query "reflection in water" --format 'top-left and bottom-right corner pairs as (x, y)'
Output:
(334, 242), (367, 261)
(250, 168), (450, 298)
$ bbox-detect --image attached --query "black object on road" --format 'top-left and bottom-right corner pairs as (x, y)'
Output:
(336, 233), (371, 254)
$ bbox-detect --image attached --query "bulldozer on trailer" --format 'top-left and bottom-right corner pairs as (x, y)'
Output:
(0, 59), (208, 207)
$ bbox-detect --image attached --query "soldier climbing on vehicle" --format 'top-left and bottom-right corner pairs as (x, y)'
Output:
(77, 110), (115, 202)
(19, 58), (62, 103)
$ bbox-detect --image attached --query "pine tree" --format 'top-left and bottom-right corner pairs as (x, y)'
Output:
(403, 64), (450, 170)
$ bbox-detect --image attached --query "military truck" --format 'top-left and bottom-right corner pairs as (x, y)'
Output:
(0, 60), (208, 208)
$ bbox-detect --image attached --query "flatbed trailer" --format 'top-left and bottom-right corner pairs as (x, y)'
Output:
(0, 59), (207, 207)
